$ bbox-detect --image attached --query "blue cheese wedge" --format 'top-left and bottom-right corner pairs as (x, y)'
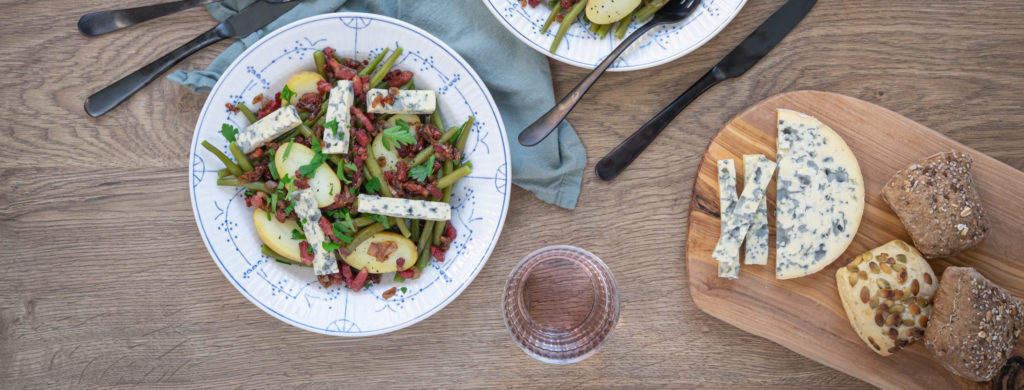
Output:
(743, 154), (770, 265)
(321, 81), (353, 155)
(236, 105), (301, 153)
(366, 89), (436, 114)
(775, 109), (865, 279)
(716, 159), (740, 279)
(713, 156), (776, 269)
(356, 194), (450, 221)
(291, 189), (340, 276)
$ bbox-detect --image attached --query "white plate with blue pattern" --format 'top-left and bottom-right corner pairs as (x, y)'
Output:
(482, 0), (747, 71)
(188, 13), (511, 336)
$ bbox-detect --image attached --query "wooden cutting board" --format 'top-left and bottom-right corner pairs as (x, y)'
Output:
(685, 90), (1024, 390)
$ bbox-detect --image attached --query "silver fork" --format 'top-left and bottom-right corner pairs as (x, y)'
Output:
(78, 0), (297, 37)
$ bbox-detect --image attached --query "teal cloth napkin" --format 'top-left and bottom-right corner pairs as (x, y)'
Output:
(169, 0), (586, 209)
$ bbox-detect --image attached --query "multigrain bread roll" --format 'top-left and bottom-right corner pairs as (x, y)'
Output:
(835, 240), (938, 356)
(924, 267), (1024, 382)
(881, 151), (989, 259)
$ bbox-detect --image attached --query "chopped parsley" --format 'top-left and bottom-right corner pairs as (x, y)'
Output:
(297, 137), (325, 178)
(267, 149), (279, 180)
(221, 123), (238, 142)
(322, 241), (341, 252)
(268, 192), (279, 221)
(282, 137), (295, 160)
(306, 243), (314, 255)
(380, 119), (416, 150)
(281, 85), (295, 103)
(366, 213), (390, 228)
(363, 177), (381, 194)
(324, 119), (339, 136)
(291, 229), (306, 240)
(400, 287), (407, 294)
(409, 155), (435, 182)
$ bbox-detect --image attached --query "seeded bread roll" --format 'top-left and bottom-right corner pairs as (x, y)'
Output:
(924, 267), (1024, 382)
(835, 240), (938, 356)
(881, 151), (989, 259)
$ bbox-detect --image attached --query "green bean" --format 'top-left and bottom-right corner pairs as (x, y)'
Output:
(416, 220), (435, 269)
(596, 23), (613, 39)
(430, 106), (444, 130)
(313, 50), (327, 79)
(229, 142), (253, 172)
(399, 79), (415, 90)
(393, 273), (405, 282)
(369, 47), (404, 89)
(296, 123), (314, 138)
(395, 215), (412, 237)
(614, 13), (633, 40)
(358, 48), (390, 77)
(437, 162), (473, 190)
(541, 3), (562, 34)
(237, 102), (258, 123)
(202, 140), (243, 176)
(433, 163), (454, 247)
(589, 22), (602, 33)
(411, 125), (460, 167)
(217, 168), (232, 178)
(455, 116), (475, 152)
(304, 100), (328, 127)
(374, 81), (389, 90)
(635, 1), (667, 20)
(217, 177), (270, 193)
(353, 216), (376, 228)
(550, 0), (587, 53)
(410, 218), (422, 242)
(348, 222), (386, 251)
(262, 245), (310, 267)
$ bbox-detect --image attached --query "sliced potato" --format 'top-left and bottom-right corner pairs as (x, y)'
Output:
(343, 231), (417, 274)
(586, 0), (642, 24)
(284, 71), (324, 105)
(274, 142), (342, 208)
(372, 123), (418, 171)
(252, 208), (303, 263)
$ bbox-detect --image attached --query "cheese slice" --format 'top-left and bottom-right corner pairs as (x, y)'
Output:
(716, 159), (740, 278)
(356, 194), (451, 221)
(321, 81), (354, 155)
(366, 89), (436, 114)
(775, 109), (865, 279)
(713, 155), (776, 272)
(291, 189), (340, 276)
(743, 155), (770, 265)
(236, 105), (301, 153)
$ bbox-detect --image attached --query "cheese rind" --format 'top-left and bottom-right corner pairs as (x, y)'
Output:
(356, 194), (451, 221)
(321, 81), (354, 155)
(743, 155), (770, 265)
(366, 89), (436, 114)
(291, 189), (340, 276)
(775, 109), (865, 279)
(716, 159), (740, 278)
(712, 156), (776, 271)
(237, 105), (301, 153)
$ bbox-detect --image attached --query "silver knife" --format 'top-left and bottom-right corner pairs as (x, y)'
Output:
(84, 0), (301, 117)
(594, 0), (817, 181)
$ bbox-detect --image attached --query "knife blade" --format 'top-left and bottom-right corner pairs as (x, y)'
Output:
(594, 0), (817, 181)
(85, 0), (301, 117)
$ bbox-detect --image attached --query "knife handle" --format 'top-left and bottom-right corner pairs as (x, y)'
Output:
(78, 0), (216, 37)
(594, 67), (725, 181)
(85, 27), (224, 117)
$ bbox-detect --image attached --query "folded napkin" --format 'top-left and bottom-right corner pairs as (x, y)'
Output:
(170, 0), (586, 209)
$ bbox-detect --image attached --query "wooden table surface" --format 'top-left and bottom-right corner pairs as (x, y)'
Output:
(2, 1), (1022, 388)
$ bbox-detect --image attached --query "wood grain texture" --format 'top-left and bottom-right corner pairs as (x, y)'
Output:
(686, 91), (1024, 390)
(1, 0), (1023, 388)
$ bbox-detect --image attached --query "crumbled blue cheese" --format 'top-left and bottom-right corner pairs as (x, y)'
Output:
(356, 194), (450, 221)
(365, 89), (436, 114)
(775, 109), (865, 279)
(716, 159), (740, 279)
(321, 81), (353, 155)
(713, 156), (776, 268)
(291, 189), (339, 276)
(236, 105), (301, 153)
(743, 155), (770, 266)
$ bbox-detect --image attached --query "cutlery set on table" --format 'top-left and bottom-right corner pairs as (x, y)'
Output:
(80, 0), (1024, 387)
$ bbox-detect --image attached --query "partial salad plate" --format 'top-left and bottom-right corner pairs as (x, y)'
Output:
(188, 13), (511, 336)
(482, 0), (747, 71)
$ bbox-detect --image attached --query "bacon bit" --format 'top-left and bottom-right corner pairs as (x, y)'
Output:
(245, 192), (267, 209)
(426, 183), (443, 199)
(430, 246), (447, 262)
(298, 241), (314, 265)
(351, 107), (374, 133)
(370, 94), (384, 110)
(256, 92), (282, 119)
(327, 57), (357, 81)
(238, 165), (267, 183)
(293, 170), (311, 189)
(322, 46), (336, 59)
(319, 218), (338, 242)
(324, 190), (356, 210)
(367, 241), (398, 262)
(398, 266), (420, 280)
(296, 92), (321, 113)
(396, 258), (405, 269)
(275, 199), (289, 222)
(432, 143), (462, 162)
(349, 268), (370, 291)
(341, 264), (354, 284)
(386, 70), (414, 88)
(382, 287), (397, 299)
(353, 75), (364, 97)
(265, 180), (278, 192)
(354, 128), (370, 146)
(337, 246), (352, 258)
(247, 148), (265, 159)
(316, 80), (332, 94)
(252, 93), (264, 105)
(225, 102), (240, 113)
